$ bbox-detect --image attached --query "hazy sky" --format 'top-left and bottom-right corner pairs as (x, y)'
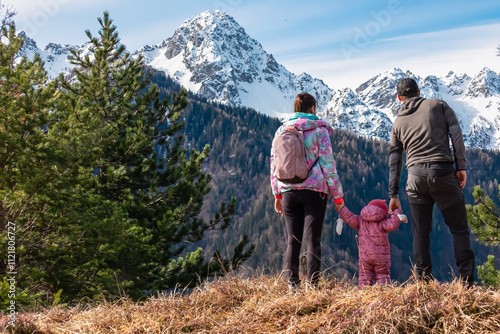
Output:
(4, 0), (500, 89)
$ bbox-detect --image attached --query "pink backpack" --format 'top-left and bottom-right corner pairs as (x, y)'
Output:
(272, 126), (318, 183)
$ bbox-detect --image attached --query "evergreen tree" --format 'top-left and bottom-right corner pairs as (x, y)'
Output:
(1, 12), (253, 303)
(0, 13), (56, 266)
(57, 12), (254, 300)
(0, 10), (69, 305)
(466, 185), (500, 288)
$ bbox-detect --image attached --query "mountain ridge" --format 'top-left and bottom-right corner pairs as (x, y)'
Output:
(15, 10), (500, 150)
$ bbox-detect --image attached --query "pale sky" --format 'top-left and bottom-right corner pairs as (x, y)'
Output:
(3, 0), (500, 90)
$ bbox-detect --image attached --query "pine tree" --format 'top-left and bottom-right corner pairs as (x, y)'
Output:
(0, 13), (57, 268)
(0, 10), (73, 305)
(1, 12), (253, 303)
(58, 12), (254, 300)
(54, 12), (254, 300)
(466, 185), (500, 288)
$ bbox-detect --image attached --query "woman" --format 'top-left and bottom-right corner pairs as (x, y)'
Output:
(270, 93), (344, 290)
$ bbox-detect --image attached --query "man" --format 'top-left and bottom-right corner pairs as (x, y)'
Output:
(388, 77), (475, 286)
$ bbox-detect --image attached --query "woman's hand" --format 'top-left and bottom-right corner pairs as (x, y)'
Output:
(275, 198), (283, 216)
(334, 202), (344, 212)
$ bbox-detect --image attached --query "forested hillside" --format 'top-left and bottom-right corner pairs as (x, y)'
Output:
(150, 69), (500, 284)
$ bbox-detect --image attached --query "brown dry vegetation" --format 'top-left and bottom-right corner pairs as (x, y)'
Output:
(2, 275), (500, 334)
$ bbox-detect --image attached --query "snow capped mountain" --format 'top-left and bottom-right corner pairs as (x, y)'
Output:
(323, 88), (393, 141)
(353, 67), (500, 149)
(12, 10), (500, 150)
(450, 68), (500, 149)
(354, 68), (411, 119)
(465, 67), (500, 98)
(15, 31), (85, 79)
(134, 10), (333, 118)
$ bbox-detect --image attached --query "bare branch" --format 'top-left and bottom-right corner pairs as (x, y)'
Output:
(0, 3), (17, 28)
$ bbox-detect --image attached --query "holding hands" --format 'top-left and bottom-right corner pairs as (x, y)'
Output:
(389, 197), (408, 223)
(276, 196), (345, 216)
(389, 197), (401, 214)
(274, 198), (283, 216)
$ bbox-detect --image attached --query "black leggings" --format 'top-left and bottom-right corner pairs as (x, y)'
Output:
(282, 190), (327, 285)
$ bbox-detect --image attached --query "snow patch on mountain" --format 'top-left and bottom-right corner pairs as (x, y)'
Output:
(134, 10), (333, 118)
(354, 68), (410, 120)
(16, 31), (78, 79)
(12, 11), (500, 150)
(352, 67), (500, 149)
(323, 88), (393, 141)
(465, 67), (500, 98)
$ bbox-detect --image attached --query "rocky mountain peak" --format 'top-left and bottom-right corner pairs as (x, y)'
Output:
(11, 12), (500, 150)
(163, 10), (255, 61)
(443, 71), (471, 96)
(137, 10), (332, 117)
(465, 67), (500, 98)
(43, 42), (75, 55)
(323, 88), (393, 141)
(16, 30), (39, 56)
(355, 68), (415, 117)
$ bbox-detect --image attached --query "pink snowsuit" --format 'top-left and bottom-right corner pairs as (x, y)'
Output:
(339, 200), (403, 286)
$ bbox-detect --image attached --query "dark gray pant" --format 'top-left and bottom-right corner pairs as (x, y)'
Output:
(282, 190), (327, 286)
(406, 162), (475, 284)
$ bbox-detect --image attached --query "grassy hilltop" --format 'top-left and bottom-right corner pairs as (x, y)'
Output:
(2, 274), (500, 334)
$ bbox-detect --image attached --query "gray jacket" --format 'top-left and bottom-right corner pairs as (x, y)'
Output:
(388, 97), (466, 197)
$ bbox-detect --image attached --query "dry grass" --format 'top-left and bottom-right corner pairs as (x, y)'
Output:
(2, 275), (500, 333)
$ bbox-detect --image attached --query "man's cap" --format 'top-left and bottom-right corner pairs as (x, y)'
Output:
(397, 78), (419, 96)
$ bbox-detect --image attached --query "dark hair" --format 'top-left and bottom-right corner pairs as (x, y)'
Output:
(294, 93), (317, 113)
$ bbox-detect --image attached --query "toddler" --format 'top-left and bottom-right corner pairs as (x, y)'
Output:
(337, 199), (406, 286)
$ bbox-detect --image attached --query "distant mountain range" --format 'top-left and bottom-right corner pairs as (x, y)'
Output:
(16, 10), (500, 150)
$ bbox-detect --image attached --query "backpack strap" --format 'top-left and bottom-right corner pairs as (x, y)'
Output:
(310, 156), (320, 169)
(283, 125), (299, 135)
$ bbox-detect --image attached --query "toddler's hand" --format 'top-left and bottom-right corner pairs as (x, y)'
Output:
(335, 202), (344, 212)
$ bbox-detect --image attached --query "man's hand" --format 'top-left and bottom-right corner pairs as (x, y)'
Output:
(456, 170), (467, 189)
(389, 197), (401, 214)
(275, 198), (283, 216)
